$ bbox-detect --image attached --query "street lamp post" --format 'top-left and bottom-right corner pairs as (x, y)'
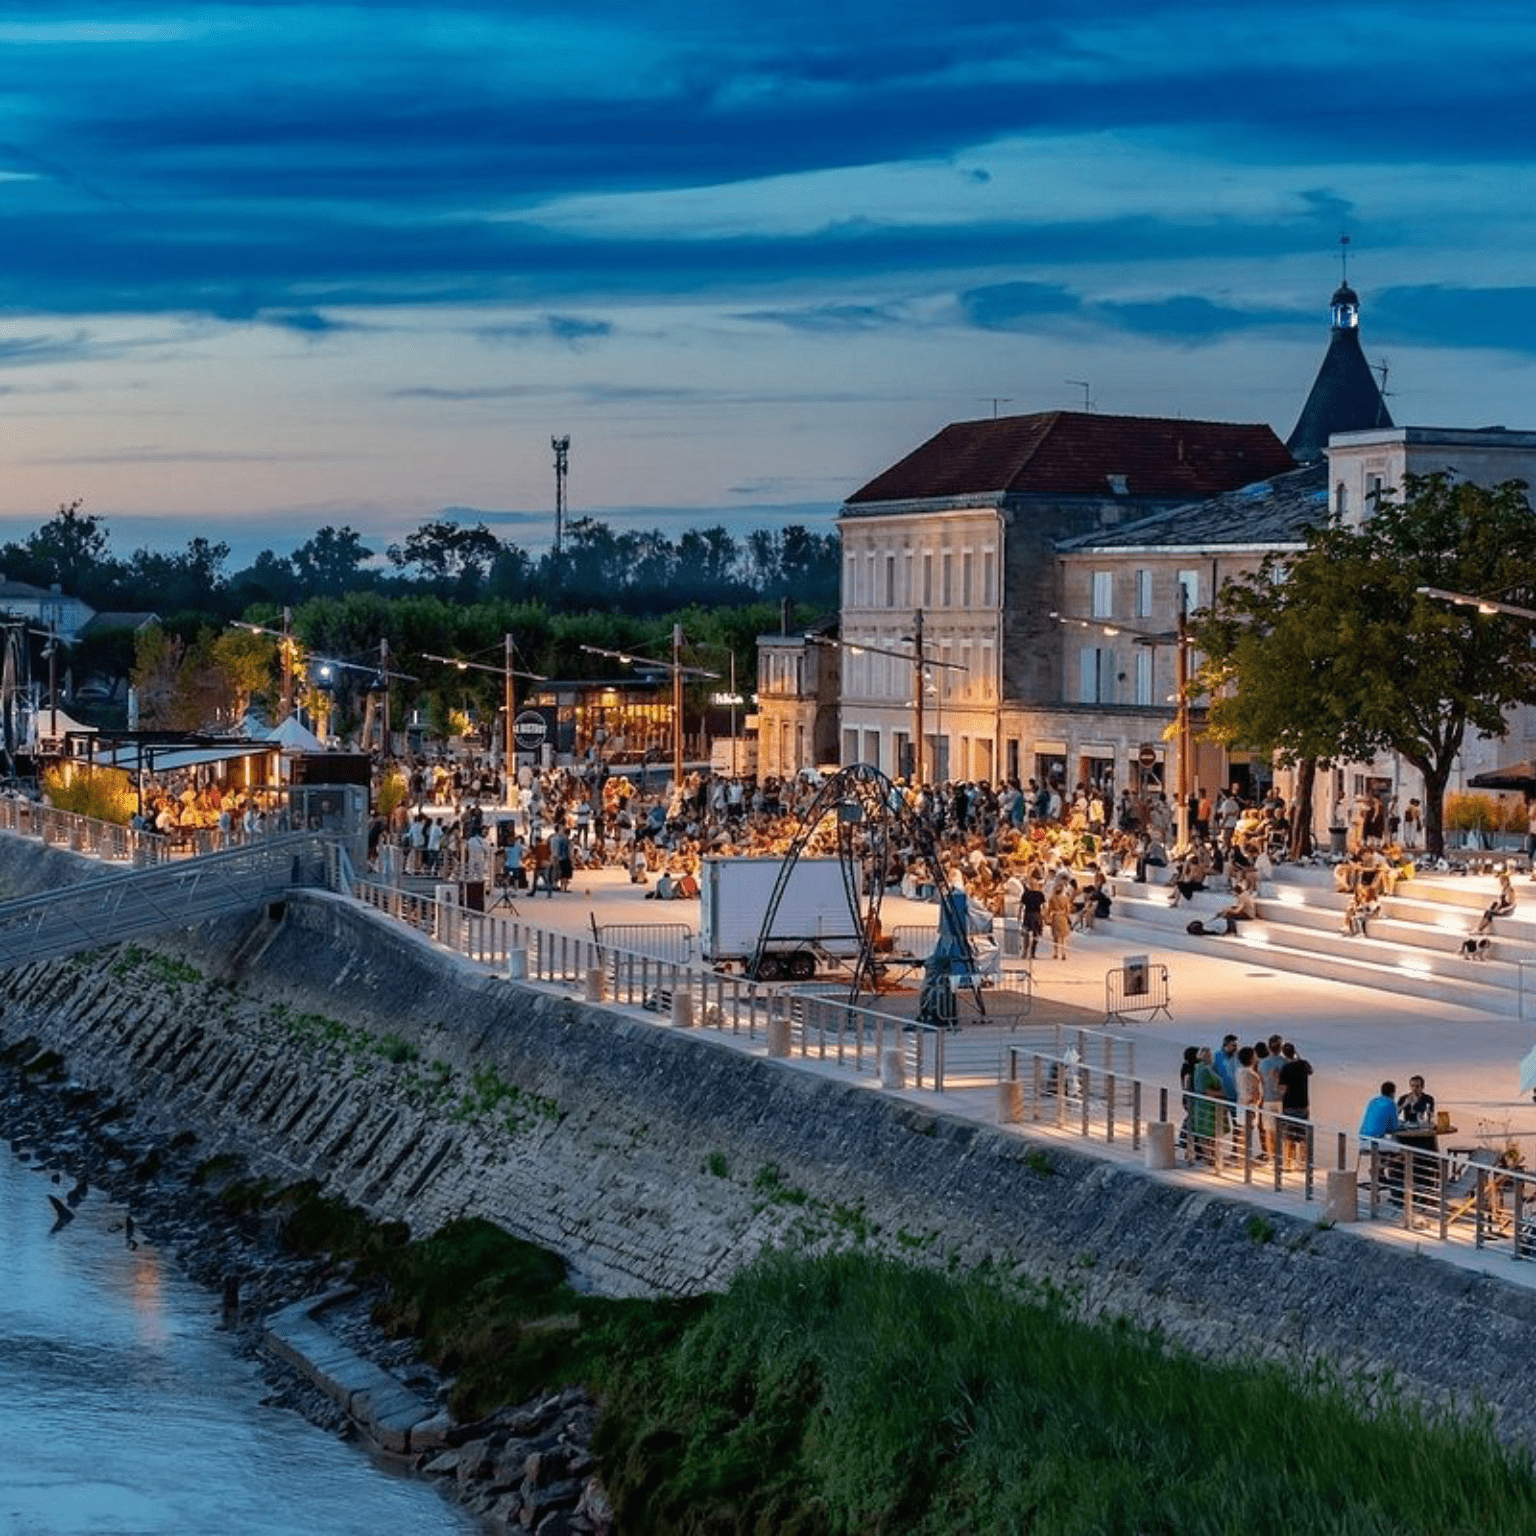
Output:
(806, 610), (963, 782)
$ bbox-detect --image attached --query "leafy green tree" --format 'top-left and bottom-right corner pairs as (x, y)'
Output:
(124, 537), (232, 617)
(387, 519), (502, 593)
(28, 499), (112, 596)
(292, 524), (375, 598)
(1193, 474), (1536, 856)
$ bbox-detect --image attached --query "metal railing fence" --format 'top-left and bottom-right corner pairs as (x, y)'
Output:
(1007, 1046), (1536, 1263)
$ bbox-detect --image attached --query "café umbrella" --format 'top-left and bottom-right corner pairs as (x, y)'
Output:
(1469, 760), (1536, 793)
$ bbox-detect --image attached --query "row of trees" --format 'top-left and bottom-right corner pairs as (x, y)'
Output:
(1192, 474), (1536, 858)
(127, 594), (793, 742)
(5, 504), (840, 622)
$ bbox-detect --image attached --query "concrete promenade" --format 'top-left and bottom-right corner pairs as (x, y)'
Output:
(502, 859), (1536, 1145)
(473, 858), (1536, 1293)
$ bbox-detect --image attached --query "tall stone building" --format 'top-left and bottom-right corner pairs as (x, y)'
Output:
(834, 411), (1293, 787)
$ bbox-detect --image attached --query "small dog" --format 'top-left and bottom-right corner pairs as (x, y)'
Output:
(1461, 935), (1492, 961)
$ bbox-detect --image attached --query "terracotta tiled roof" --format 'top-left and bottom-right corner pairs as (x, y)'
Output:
(845, 411), (1295, 506)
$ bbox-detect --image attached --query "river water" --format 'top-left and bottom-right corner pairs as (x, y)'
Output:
(0, 1145), (476, 1535)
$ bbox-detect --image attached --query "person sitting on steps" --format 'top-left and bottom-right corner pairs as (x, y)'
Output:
(1477, 868), (1516, 934)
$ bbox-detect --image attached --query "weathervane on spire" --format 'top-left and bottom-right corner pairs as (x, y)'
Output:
(1340, 233), (1351, 285)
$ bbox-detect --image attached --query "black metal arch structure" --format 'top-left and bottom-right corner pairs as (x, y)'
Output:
(0, 623), (30, 779)
(750, 763), (984, 1016)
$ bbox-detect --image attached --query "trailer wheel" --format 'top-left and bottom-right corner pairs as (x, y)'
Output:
(754, 954), (785, 981)
(789, 950), (817, 980)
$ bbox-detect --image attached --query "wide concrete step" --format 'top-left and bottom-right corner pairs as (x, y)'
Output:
(1104, 906), (1521, 1015)
(1249, 896), (1536, 961)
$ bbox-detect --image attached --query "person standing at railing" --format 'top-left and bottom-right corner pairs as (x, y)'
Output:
(1178, 1046), (1198, 1151)
(1236, 1046), (1265, 1162)
(1256, 1037), (1284, 1159)
(1190, 1047), (1226, 1165)
(1278, 1042), (1313, 1170)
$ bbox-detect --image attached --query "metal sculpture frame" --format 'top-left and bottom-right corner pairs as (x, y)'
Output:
(749, 763), (985, 1018)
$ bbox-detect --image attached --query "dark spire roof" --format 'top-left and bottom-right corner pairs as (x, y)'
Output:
(1286, 284), (1392, 462)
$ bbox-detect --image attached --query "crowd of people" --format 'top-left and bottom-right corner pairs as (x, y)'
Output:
(1181, 1032), (1315, 1168)
(359, 757), (1327, 941)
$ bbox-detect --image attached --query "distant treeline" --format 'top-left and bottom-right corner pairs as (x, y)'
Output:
(17, 503), (835, 736)
(8, 502), (839, 621)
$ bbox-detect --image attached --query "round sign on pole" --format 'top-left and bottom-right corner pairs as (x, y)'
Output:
(513, 710), (549, 753)
(1138, 744), (1158, 767)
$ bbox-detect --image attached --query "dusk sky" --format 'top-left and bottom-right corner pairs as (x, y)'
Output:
(4, 2), (1535, 569)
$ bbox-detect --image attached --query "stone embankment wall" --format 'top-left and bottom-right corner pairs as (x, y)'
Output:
(4, 836), (1536, 1447)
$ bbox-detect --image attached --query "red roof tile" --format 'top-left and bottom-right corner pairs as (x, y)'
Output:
(846, 410), (1295, 505)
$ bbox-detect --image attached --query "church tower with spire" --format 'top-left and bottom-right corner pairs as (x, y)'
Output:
(1286, 254), (1394, 462)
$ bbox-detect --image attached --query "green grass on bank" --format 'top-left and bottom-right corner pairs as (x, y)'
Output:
(237, 1182), (1536, 1536)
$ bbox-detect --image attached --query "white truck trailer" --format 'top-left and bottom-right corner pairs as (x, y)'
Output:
(698, 855), (863, 980)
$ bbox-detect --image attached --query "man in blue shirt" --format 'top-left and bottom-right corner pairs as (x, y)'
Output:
(1359, 1081), (1400, 1141)
(1212, 1034), (1240, 1104)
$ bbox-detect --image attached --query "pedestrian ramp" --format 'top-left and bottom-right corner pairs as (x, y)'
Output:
(0, 833), (343, 971)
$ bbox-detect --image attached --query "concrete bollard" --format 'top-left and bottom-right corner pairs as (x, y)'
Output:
(506, 948), (528, 980)
(1144, 1121), (1177, 1170)
(997, 1078), (1022, 1124)
(1323, 1168), (1359, 1224)
(584, 967), (606, 1003)
(765, 1015), (791, 1057)
(671, 990), (694, 1028)
(880, 1047), (906, 1090)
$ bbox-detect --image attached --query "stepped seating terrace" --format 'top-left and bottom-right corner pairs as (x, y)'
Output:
(1104, 860), (1536, 1016)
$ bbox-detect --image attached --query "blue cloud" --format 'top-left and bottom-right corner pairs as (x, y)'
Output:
(476, 315), (615, 348)
(1371, 285), (1536, 356)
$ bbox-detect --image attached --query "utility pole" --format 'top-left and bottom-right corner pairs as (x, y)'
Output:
(911, 608), (925, 783)
(672, 621), (684, 790)
(729, 648), (738, 777)
(552, 435), (570, 557)
(380, 636), (391, 759)
(280, 606), (293, 722)
(504, 631), (515, 802)
(47, 625), (58, 744)
(1176, 598), (1191, 850)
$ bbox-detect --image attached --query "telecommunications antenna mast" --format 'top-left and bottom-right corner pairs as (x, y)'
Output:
(552, 434), (571, 556)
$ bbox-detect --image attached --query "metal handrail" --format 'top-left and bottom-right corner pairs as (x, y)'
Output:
(1007, 1046), (1536, 1263)
(0, 832), (335, 970)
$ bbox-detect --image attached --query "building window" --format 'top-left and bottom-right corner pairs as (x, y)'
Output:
(962, 552), (973, 607)
(983, 550), (995, 607)
(1135, 568), (1153, 618)
(942, 553), (953, 607)
(922, 553), (933, 607)
(1335, 482), (1347, 519)
(1079, 646), (1113, 704)
(1135, 647), (1153, 706)
(903, 551), (914, 606)
(844, 555), (856, 605)
(1091, 570), (1113, 618)
(1177, 569), (1199, 617)
(884, 554), (895, 607)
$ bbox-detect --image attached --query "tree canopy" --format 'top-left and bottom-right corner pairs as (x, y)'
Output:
(1192, 473), (1536, 855)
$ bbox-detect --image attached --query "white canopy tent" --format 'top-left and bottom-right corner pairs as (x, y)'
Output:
(267, 715), (324, 752)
